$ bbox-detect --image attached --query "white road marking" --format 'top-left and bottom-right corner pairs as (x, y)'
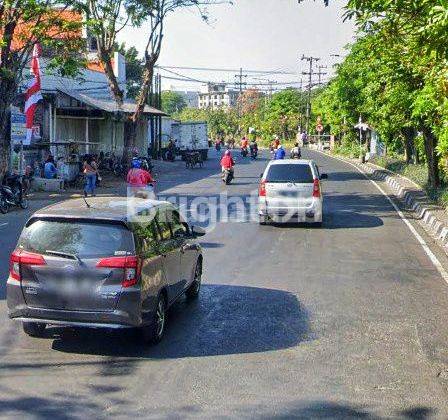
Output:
(0, 222), (8, 228)
(323, 152), (448, 284)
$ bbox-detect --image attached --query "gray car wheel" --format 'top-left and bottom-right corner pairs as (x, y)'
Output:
(22, 322), (46, 337)
(186, 260), (202, 299)
(140, 295), (167, 344)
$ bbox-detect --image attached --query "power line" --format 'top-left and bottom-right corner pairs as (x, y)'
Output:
(155, 65), (296, 75)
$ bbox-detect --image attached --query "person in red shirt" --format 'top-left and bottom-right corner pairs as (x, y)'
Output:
(127, 159), (156, 199)
(220, 150), (235, 173)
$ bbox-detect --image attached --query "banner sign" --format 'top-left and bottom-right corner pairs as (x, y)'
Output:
(11, 109), (28, 145)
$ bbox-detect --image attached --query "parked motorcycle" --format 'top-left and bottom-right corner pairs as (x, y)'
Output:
(113, 160), (126, 177)
(138, 156), (154, 173)
(222, 169), (234, 185)
(0, 174), (28, 214)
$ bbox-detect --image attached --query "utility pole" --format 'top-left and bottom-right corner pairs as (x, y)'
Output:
(234, 67), (247, 93)
(317, 65), (327, 86)
(234, 68), (247, 132)
(301, 54), (320, 135)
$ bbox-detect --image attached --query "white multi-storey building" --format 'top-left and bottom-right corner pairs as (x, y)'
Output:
(198, 83), (240, 110)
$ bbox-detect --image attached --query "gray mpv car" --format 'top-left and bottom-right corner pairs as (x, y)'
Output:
(7, 197), (205, 344)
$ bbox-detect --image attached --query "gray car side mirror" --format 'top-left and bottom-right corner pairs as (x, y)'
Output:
(191, 226), (206, 237)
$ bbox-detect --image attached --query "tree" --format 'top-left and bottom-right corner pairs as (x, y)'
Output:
(263, 89), (304, 140)
(115, 43), (143, 99)
(307, 0), (448, 187)
(161, 91), (187, 115)
(0, 3), (84, 175)
(237, 89), (262, 115)
(87, 0), (231, 161)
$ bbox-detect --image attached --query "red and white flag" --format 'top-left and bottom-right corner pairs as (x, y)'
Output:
(24, 43), (43, 144)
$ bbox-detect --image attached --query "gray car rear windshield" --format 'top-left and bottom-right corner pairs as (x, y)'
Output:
(18, 220), (135, 258)
(266, 164), (314, 183)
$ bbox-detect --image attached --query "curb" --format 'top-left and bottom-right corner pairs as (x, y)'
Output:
(320, 150), (448, 254)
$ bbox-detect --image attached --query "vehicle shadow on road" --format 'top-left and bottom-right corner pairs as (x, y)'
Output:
(235, 401), (436, 419)
(48, 284), (312, 359)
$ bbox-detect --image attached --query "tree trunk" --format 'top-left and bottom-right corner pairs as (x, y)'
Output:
(0, 79), (17, 178)
(122, 60), (156, 163)
(402, 127), (415, 164)
(122, 119), (137, 164)
(422, 126), (440, 188)
(0, 106), (10, 178)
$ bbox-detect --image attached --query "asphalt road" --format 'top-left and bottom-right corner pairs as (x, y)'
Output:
(1, 149), (448, 419)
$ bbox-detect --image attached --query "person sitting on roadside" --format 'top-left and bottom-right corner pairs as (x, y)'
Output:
(44, 156), (57, 179)
(290, 142), (302, 159)
(274, 145), (286, 160)
(220, 150), (235, 174)
(127, 158), (156, 199)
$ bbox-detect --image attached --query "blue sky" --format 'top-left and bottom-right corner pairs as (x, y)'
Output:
(119, 0), (355, 91)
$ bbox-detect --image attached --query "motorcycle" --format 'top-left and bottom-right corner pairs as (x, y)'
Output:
(250, 147), (258, 160)
(0, 174), (28, 214)
(139, 156), (154, 173)
(222, 168), (234, 185)
(241, 147), (249, 158)
(165, 149), (176, 162)
(113, 160), (126, 178)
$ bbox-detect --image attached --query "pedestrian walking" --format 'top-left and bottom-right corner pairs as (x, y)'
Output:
(83, 155), (99, 197)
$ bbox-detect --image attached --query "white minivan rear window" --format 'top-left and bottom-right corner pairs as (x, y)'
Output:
(266, 164), (314, 183)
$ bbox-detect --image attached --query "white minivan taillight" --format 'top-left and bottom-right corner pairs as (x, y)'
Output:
(259, 179), (266, 197)
(312, 179), (321, 198)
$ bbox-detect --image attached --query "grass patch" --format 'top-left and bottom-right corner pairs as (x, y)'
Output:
(369, 156), (448, 208)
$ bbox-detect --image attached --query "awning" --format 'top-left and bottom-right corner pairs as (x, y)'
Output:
(57, 88), (167, 116)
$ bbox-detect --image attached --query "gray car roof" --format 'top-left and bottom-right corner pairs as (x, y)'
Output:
(30, 197), (172, 224)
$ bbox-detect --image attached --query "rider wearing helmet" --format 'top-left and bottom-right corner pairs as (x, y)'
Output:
(127, 158), (155, 198)
(274, 144), (286, 160)
(290, 142), (302, 159)
(220, 150), (235, 174)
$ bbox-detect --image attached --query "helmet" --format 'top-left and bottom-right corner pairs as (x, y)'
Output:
(225, 150), (231, 156)
(131, 159), (141, 169)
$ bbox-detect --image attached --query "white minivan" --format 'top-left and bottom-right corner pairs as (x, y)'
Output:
(258, 159), (327, 225)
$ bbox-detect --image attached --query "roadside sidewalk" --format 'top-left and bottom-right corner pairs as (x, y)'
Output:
(318, 149), (448, 255)
(27, 158), (186, 202)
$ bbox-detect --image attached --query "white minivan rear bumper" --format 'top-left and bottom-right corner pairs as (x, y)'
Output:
(259, 199), (323, 223)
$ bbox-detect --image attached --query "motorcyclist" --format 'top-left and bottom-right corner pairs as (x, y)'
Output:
(165, 139), (176, 161)
(290, 142), (302, 159)
(249, 139), (258, 158)
(274, 144), (286, 160)
(220, 150), (235, 176)
(127, 158), (156, 199)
